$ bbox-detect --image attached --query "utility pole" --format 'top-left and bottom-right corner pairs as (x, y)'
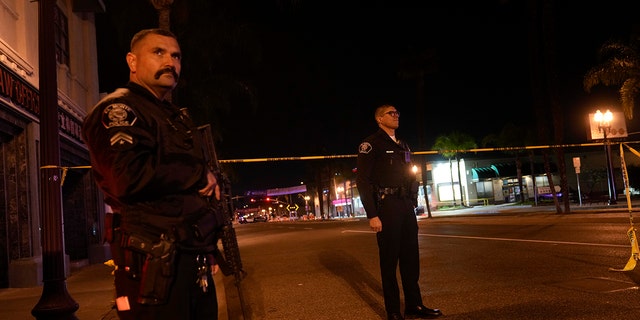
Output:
(421, 162), (432, 218)
(31, 0), (78, 318)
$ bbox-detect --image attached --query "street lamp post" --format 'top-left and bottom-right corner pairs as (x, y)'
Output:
(336, 186), (344, 218)
(594, 109), (617, 205)
(298, 193), (312, 217)
(304, 196), (310, 216)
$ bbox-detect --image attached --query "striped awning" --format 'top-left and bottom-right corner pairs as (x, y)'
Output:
(471, 166), (498, 180)
(472, 162), (559, 181)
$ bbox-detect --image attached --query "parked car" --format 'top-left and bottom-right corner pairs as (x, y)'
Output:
(538, 192), (561, 202)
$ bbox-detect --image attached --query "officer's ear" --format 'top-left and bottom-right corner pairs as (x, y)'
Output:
(126, 52), (137, 72)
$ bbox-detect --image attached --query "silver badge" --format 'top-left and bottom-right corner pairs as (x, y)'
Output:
(102, 103), (137, 128)
(359, 142), (372, 154)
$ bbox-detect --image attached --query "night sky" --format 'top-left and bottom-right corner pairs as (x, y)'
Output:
(95, 0), (640, 193)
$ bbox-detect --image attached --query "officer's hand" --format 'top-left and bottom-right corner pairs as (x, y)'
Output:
(210, 264), (220, 275)
(369, 216), (382, 232)
(199, 171), (220, 200)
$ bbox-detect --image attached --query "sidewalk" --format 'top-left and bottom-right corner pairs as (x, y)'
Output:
(419, 200), (640, 218)
(0, 261), (227, 320)
(0, 262), (116, 320)
(1, 201), (637, 320)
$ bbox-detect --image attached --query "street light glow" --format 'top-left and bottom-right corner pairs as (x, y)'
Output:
(594, 108), (617, 205)
(594, 109), (613, 130)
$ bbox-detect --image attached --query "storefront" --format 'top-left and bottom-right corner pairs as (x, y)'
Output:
(0, 60), (105, 287)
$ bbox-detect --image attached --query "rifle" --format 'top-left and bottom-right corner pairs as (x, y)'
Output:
(197, 124), (247, 317)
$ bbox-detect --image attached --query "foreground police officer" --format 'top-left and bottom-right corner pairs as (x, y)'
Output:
(82, 28), (222, 320)
(356, 104), (442, 320)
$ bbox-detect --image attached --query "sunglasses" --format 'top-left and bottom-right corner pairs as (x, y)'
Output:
(385, 111), (400, 117)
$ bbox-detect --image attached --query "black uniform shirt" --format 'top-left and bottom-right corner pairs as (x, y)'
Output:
(356, 129), (416, 219)
(81, 82), (209, 221)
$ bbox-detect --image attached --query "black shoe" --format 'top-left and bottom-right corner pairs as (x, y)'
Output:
(404, 305), (442, 319)
(388, 312), (404, 320)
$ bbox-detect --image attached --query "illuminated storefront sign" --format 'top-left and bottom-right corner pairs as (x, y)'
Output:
(0, 62), (39, 116)
(0, 62), (83, 142)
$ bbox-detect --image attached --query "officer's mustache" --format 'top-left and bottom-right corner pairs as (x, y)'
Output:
(154, 67), (179, 80)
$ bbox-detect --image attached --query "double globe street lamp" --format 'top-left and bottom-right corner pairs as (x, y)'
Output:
(594, 109), (617, 205)
(303, 195), (310, 216)
(298, 193), (311, 216)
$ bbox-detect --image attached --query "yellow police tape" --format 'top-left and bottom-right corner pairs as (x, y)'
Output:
(218, 141), (618, 163)
(609, 226), (640, 272)
(608, 143), (640, 272)
(40, 165), (92, 186)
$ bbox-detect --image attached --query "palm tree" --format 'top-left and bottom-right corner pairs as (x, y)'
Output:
(397, 46), (438, 216)
(584, 40), (640, 120)
(149, 0), (173, 30)
(527, 0), (568, 214)
(433, 131), (477, 207)
(396, 46), (438, 149)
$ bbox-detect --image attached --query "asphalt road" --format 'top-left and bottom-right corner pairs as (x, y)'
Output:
(225, 211), (640, 320)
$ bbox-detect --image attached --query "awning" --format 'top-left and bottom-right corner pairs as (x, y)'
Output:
(471, 166), (498, 180)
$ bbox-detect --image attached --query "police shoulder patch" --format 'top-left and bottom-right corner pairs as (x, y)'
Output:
(102, 103), (138, 128)
(359, 142), (372, 154)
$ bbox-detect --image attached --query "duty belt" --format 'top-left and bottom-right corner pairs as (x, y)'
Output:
(378, 187), (402, 195)
(379, 186), (406, 196)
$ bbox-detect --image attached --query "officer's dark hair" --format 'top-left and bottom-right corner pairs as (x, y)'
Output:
(375, 104), (395, 118)
(130, 28), (178, 52)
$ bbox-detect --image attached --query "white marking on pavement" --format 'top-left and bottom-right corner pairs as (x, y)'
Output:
(341, 230), (629, 248)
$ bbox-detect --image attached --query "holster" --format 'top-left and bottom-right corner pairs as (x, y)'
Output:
(108, 213), (143, 281)
(122, 231), (177, 305)
(110, 229), (143, 281)
(139, 235), (176, 305)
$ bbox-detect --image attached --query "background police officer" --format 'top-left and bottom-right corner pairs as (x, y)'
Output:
(356, 104), (442, 320)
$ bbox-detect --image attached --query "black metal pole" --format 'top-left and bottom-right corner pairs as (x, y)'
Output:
(421, 159), (432, 218)
(604, 131), (617, 205)
(31, 0), (78, 318)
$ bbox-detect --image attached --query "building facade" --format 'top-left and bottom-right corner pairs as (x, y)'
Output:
(421, 147), (636, 210)
(349, 145), (640, 216)
(0, 0), (104, 288)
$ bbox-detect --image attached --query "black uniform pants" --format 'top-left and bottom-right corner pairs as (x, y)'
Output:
(112, 243), (218, 320)
(376, 195), (423, 315)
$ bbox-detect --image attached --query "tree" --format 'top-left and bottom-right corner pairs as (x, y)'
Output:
(397, 46), (438, 216)
(396, 46), (438, 150)
(170, 1), (261, 137)
(149, 0), (173, 30)
(527, 0), (568, 214)
(433, 132), (477, 207)
(584, 40), (640, 120)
